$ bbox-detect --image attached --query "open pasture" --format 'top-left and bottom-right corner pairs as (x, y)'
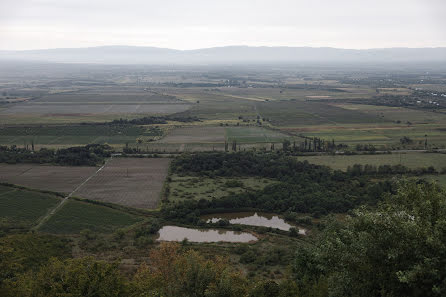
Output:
(74, 158), (170, 209)
(0, 164), (97, 194)
(38, 199), (141, 234)
(299, 152), (446, 171)
(168, 175), (277, 202)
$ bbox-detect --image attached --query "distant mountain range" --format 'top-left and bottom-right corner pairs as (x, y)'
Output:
(1, 46), (446, 64)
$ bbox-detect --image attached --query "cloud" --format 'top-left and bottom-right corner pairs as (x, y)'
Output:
(0, 0), (445, 50)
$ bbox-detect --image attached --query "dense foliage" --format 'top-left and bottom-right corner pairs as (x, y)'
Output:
(0, 234), (71, 293)
(346, 163), (438, 175)
(2, 242), (299, 297)
(111, 115), (200, 125)
(294, 180), (446, 297)
(164, 152), (394, 222)
(0, 144), (112, 166)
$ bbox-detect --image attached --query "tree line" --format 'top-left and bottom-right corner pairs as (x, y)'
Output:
(163, 152), (394, 223)
(0, 144), (111, 166)
(109, 115), (200, 125)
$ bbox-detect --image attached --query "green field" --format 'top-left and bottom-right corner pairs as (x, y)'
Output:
(292, 123), (446, 149)
(0, 124), (163, 148)
(39, 199), (142, 234)
(300, 152), (446, 171)
(256, 100), (385, 127)
(333, 103), (446, 124)
(0, 185), (61, 228)
(168, 175), (277, 202)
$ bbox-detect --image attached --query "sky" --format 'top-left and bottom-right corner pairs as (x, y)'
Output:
(1, 0), (445, 50)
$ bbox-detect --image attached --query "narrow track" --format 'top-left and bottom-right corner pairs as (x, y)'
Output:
(32, 157), (112, 231)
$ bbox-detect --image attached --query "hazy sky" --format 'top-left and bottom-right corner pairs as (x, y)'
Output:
(1, 0), (445, 50)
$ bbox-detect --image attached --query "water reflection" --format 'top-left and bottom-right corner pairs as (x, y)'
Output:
(203, 212), (306, 234)
(157, 225), (257, 243)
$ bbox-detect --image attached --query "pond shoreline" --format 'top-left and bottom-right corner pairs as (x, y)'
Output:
(202, 211), (307, 235)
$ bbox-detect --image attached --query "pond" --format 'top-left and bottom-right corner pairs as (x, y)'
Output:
(157, 225), (258, 243)
(202, 212), (306, 234)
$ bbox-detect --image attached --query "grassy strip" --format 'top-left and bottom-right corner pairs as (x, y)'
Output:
(70, 196), (159, 217)
(0, 182), (65, 198)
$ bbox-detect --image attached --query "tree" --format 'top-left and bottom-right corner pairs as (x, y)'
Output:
(400, 136), (413, 145)
(8, 257), (125, 297)
(294, 179), (446, 297)
(282, 139), (291, 152)
(232, 140), (237, 152)
(131, 243), (248, 297)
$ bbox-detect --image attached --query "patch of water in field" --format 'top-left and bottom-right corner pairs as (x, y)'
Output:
(157, 226), (257, 243)
(203, 212), (306, 234)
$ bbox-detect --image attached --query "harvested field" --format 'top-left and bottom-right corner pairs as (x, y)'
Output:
(157, 126), (225, 144)
(33, 93), (182, 103)
(0, 103), (191, 115)
(225, 126), (289, 143)
(74, 158), (170, 209)
(0, 164), (97, 194)
(256, 100), (384, 127)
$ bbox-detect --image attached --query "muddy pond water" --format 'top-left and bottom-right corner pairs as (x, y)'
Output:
(202, 212), (306, 234)
(157, 226), (257, 243)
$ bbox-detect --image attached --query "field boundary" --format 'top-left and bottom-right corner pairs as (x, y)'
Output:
(32, 158), (112, 231)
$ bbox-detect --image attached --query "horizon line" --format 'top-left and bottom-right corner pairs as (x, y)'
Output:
(2, 44), (446, 52)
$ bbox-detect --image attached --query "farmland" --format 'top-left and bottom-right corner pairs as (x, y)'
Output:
(0, 184), (61, 229)
(38, 199), (141, 234)
(2, 66), (446, 150)
(0, 87), (192, 124)
(157, 126), (225, 144)
(145, 125), (291, 152)
(225, 126), (289, 143)
(0, 124), (162, 149)
(2, 62), (446, 290)
(74, 158), (170, 209)
(256, 100), (385, 127)
(300, 152), (446, 171)
(293, 123), (446, 149)
(0, 158), (170, 209)
(0, 103), (190, 116)
(0, 163), (97, 194)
